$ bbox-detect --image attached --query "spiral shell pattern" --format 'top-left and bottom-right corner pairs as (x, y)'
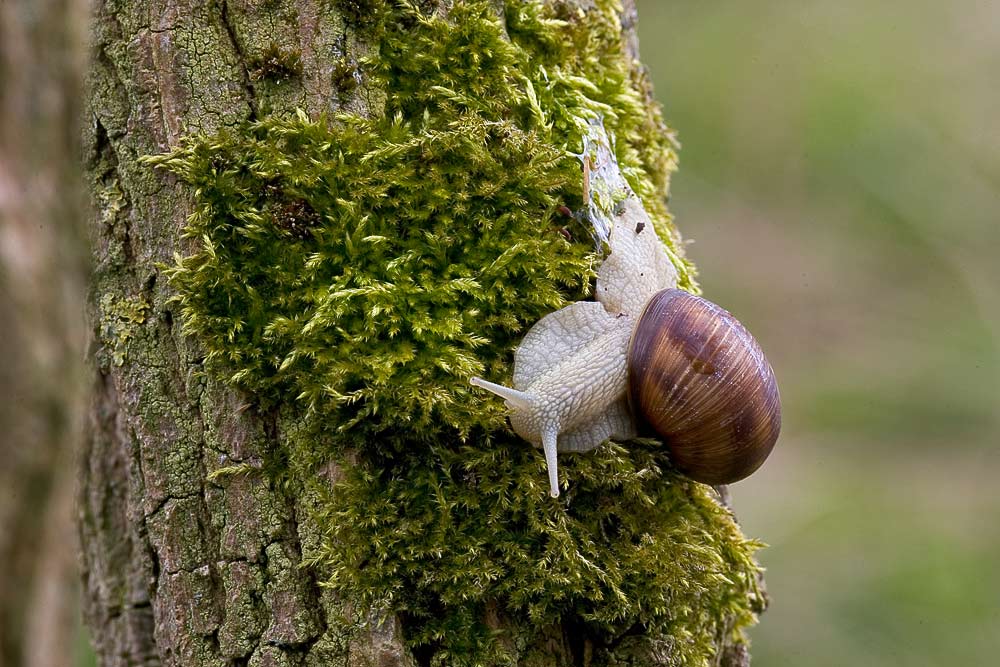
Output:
(627, 289), (781, 485)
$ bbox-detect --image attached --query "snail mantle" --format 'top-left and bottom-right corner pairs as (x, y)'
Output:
(471, 120), (781, 497)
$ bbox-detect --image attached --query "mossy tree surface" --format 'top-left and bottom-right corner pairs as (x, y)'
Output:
(83, 1), (765, 666)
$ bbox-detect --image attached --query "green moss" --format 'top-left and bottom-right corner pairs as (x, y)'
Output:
(332, 0), (386, 26)
(248, 42), (303, 83)
(147, 1), (761, 664)
(311, 441), (764, 666)
(331, 57), (362, 101)
(98, 292), (150, 366)
(153, 110), (589, 441)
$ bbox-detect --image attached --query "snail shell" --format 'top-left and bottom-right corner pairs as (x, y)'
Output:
(628, 289), (781, 485)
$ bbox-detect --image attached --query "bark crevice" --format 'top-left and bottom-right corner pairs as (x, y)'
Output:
(218, 0), (259, 120)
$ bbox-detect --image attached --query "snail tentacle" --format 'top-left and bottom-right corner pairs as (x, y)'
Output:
(542, 423), (561, 498)
(469, 377), (532, 411)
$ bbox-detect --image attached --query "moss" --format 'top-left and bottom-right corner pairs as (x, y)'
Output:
(98, 292), (150, 366)
(331, 0), (386, 26)
(331, 57), (362, 101)
(310, 441), (764, 666)
(147, 1), (762, 665)
(248, 42), (303, 83)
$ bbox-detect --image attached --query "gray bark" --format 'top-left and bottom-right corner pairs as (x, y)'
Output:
(80, 1), (753, 666)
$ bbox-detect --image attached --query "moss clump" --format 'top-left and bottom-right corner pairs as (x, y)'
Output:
(331, 57), (362, 101)
(152, 110), (591, 441)
(98, 292), (150, 366)
(314, 441), (764, 665)
(149, 1), (762, 665)
(332, 0), (386, 26)
(248, 42), (303, 83)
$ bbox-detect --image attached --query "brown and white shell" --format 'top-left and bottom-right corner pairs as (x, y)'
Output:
(628, 289), (781, 485)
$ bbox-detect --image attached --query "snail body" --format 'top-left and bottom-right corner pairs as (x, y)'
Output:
(470, 120), (780, 497)
(470, 301), (637, 497)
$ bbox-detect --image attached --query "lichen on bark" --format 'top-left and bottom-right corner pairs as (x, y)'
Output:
(83, 1), (765, 665)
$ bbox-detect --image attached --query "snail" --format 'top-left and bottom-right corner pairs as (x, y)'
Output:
(470, 119), (780, 498)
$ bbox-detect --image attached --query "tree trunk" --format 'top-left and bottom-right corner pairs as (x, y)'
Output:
(81, 2), (762, 666)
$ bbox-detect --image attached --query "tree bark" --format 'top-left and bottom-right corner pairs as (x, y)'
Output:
(82, 4), (411, 663)
(81, 2), (756, 666)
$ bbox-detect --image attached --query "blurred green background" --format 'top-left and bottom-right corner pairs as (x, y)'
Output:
(635, 1), (1000, 665)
